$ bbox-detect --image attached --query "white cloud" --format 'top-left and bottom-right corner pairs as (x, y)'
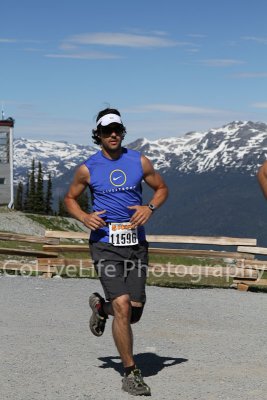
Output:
(0, 38), (17, 43)
(242, 36), (267, 45)
(187, 34), (207, 38)
(186, 48), (200, 53)
(124, 104), (227, 115)
(66, 32), (186, 48)
(252, 102), (267, 108)
(233, 72), (267, 78)
(46, 51), (122, 59)
(199, 59), (245, 67)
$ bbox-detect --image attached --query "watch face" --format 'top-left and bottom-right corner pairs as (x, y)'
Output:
(148, 203), (156, 211)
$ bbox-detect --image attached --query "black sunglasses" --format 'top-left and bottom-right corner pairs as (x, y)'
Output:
(100, 125), (124, 136)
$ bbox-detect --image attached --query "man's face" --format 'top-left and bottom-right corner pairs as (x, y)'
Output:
(98, 124), (124, 152)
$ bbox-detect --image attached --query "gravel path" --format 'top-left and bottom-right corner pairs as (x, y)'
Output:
(0, 276), (266, 400)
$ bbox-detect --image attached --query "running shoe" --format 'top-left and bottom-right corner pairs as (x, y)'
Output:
(88, 292), (107, 337)
(122, 368), (151, 396)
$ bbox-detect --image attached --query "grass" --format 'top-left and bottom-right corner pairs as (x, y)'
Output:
(25, 214), (85, 232)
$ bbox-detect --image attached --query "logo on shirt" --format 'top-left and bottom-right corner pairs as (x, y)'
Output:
(110, 169), (127, 187)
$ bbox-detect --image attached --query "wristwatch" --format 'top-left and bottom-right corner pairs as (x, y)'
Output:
(147, 203), (156, 212)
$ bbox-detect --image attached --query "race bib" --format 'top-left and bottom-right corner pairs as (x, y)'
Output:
(109, 222), (139, 246)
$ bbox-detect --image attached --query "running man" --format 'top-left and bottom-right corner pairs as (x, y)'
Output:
(64, 107), (168, 396)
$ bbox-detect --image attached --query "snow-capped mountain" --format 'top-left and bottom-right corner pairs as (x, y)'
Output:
(14, 138), (97, 183)
(128, 120), (267, 174)
(13, 120), (267, 183)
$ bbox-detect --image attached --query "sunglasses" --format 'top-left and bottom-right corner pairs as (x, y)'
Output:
(100, 125), (124, 136)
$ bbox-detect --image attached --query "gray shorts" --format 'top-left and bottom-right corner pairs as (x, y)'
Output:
(89, 241), (149, 304)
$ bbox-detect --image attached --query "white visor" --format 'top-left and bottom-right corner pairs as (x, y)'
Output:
(97, 113), (122, 127)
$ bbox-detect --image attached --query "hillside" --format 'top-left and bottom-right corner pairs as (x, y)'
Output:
(0, 209), (90, 236)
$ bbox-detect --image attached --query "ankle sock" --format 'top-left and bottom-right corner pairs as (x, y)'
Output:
(125, 364), (136, 376)
(96, 301), (107, 318)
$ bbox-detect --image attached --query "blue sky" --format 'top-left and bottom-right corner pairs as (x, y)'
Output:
(1, 0), (267, 145)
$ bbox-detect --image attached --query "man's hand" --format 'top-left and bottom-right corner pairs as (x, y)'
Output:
(82, 210), (106, 230)
(128, 205), (152, 228)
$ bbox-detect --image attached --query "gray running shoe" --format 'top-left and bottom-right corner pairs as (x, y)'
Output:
(89, 292), (107, 337)
(122, 369), (151, 396)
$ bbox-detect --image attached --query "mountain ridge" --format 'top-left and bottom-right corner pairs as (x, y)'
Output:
(13, 120), (267, 183)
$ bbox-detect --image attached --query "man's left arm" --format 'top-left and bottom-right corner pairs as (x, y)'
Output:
(128, 155), (168, 227)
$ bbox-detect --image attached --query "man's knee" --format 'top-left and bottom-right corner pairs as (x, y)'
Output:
(112, 295), (131, 317)
(130, 306), (144, 324)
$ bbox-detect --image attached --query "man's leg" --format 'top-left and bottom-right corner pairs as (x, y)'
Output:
(111, 294), (134, 368)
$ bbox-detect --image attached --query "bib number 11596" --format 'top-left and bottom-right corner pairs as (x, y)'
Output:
(109, 222), (139, 246)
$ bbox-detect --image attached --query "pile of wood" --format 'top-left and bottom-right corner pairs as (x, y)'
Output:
(0, 230), (266, 291)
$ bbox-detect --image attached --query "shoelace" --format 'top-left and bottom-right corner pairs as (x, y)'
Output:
(132, 370), (144, 386)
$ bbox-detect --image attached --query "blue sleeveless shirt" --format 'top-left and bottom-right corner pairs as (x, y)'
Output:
(83, 148), (146, 243)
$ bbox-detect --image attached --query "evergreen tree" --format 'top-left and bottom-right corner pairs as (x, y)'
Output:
(45, 172), (53, 215)
(14, 181), (23, 211)
(23, 173), (30, 212)
(28, 158), (36, 212)
(35, 161), (45, 213)
(58, 196), (69, 217)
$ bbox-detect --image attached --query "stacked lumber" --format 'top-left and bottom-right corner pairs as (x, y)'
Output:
(1, 229), (266, 290)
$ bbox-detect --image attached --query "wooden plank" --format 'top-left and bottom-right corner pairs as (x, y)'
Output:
(45, 230), (257, 246)
(43, 244), (257, 261)
(0, 247), (58, 257)
(149, 247), (255, 260)
(37, 258), (93, 268)
(236, 259), (267, 271)
(64, 258), (93, 267)
(37, 258), (66, 267)
(45, 230), (89, 240)
(234, 278), (267, 286)
(148, 263), (258, 278)
(43, 244), (88, 252)
(0, 232), (60, 245)
(253, 279), (267, 286)
(147, 235), (257, 246)
(237, 246), (267, 255)
(0, 261), (57, 273)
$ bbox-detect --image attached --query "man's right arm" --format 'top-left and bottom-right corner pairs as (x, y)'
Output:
(64, 164), (106, 230)
(257, 161), (267, 199)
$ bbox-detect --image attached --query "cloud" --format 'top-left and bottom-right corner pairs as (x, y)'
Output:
(252, 102), (267, 109)
(233, 72), (267, 78)
(45, 51), (122, 59)
(124, 104), (226, 115)
(186, 48), (200, 53)
(187, 34), (207, 38)
(199, 59), (245, 67)
(242, 36), (267, 45)
(65, 32), (187, 48)
(0, 38), (17, 43)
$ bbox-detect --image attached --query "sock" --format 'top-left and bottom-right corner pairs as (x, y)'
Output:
(125, 364), (136, 376)
(96, 300), (107, 318)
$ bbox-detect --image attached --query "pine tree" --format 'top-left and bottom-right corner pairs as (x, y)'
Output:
(35, 161), (45, 214)
(45, 172), (53, 215)
(58, 196), (69, 217)
(28, 158), (36, 212)
(23, 173), (30, 212)
(14, 182), (23, 211)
